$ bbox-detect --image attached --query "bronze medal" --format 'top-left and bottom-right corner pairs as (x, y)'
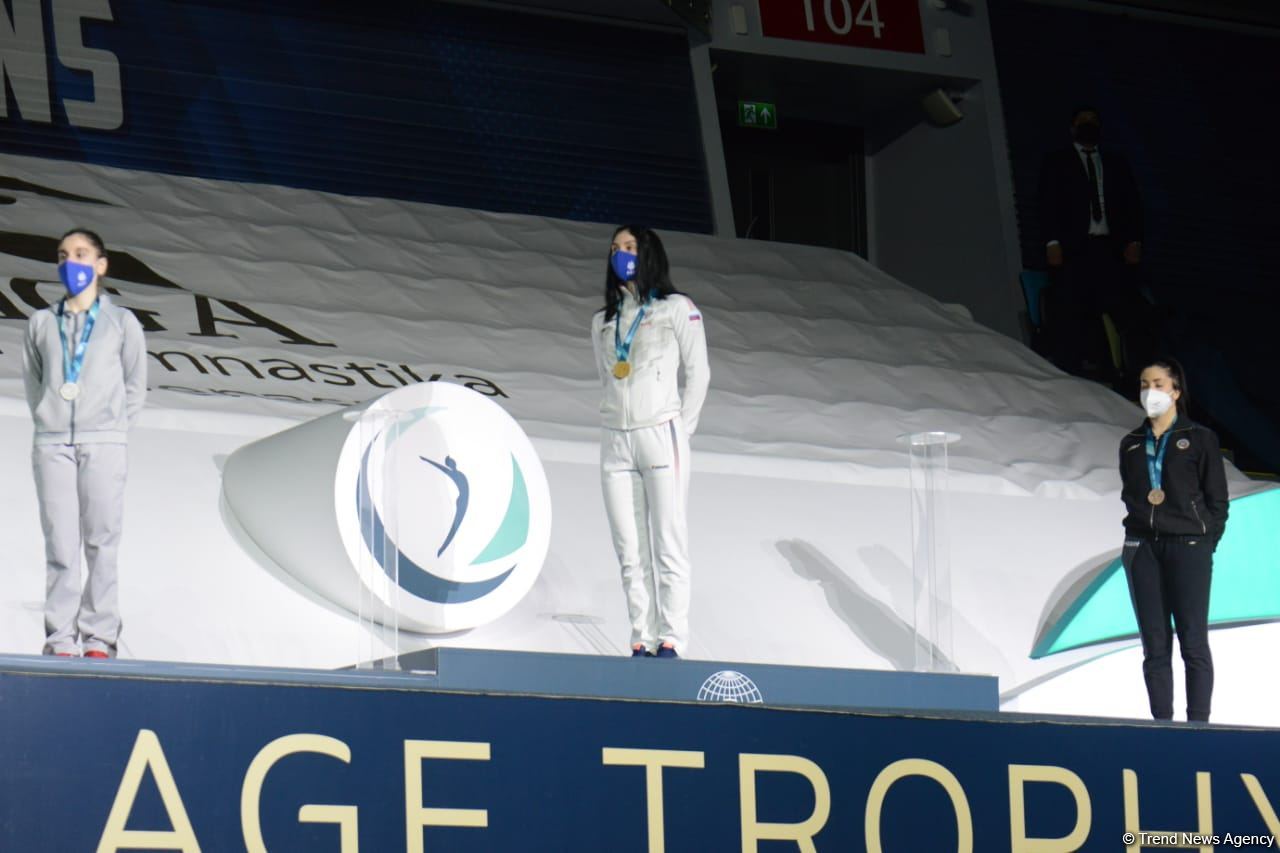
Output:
(1148, 488), (1166, 506)
(612, 361), (631, 380)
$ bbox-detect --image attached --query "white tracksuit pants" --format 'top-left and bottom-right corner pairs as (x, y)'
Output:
(601, 418), (692, 653)
(33, 443), (127, 656)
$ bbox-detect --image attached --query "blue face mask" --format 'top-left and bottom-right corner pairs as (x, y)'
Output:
(59, 260), (97, 297)
(611, 249), (637, 282)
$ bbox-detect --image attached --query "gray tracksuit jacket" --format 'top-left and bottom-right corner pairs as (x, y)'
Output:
(22, 292), (147, 445)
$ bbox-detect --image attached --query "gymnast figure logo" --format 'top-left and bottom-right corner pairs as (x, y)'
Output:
(422, 454), (468, 557)
(224, 382), (549, 634)
(342, 385), (551, 629)
(354, 410), (529, 607)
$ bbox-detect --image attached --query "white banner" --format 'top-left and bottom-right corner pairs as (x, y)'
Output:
(1, 152), (1273, 724)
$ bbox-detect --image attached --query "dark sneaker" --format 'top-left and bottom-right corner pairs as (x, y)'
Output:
(631, 647), (653, 658)
(655, 645), (679, 659)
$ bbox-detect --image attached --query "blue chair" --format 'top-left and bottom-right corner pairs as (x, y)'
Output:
(1020, 270), (1050, 329)
(1022, 269), (1125, 372)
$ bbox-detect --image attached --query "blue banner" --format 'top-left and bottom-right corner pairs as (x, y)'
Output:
(1, 663), (1278, 851)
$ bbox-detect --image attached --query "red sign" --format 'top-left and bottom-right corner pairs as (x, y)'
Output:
(758, 0), (926, 55)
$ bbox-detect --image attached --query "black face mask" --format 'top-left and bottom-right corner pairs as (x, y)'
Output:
(1073, 123), (1101, 146)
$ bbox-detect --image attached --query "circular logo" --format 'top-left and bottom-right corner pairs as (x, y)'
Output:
(334, 383), (551, 633)
(697, 671), (764, 704)
(1176, 438), (1191, 450)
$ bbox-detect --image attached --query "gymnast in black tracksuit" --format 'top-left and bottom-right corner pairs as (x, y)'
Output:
(1119, 359), (1229, 722)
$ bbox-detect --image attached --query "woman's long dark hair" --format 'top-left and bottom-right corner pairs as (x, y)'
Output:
(603, 225), (678, 322)
(1146, 357), (1190, 415)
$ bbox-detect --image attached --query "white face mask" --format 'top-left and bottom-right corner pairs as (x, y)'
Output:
(1140, 388), (1174, 418)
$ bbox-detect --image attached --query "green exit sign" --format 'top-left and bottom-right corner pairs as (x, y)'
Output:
(738, 100), (778, 130)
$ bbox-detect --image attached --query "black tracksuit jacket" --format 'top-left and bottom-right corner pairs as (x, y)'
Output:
(1119, 417), (1229, 541)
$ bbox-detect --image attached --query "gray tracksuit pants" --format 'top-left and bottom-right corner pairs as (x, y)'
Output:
(34, 443), (127, 655)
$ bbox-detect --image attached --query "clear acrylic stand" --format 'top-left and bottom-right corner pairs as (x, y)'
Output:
(897, 431), (961, 673)
(345, 405), (410, 671)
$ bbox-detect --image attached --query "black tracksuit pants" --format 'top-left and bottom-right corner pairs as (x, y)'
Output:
(1122, 536), (1214, 721)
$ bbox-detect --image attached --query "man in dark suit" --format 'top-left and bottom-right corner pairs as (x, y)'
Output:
(1038, 106), (1146, 382)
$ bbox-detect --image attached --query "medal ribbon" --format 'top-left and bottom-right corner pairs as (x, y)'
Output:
(58, 297), (100, 386)
(613, 291), (653, 368)
(1145, 419), (1176, 492)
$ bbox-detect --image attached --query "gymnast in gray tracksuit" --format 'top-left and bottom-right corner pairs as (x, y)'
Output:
(22, 229), (147, 657)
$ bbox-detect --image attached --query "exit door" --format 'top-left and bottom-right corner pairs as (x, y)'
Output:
(720, 116), (867, 256)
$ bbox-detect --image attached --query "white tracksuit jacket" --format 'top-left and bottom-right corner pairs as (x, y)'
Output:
(591, 289), (709, 654)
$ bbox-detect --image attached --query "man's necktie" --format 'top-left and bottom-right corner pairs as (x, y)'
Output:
(1085, 150), (1102, 222)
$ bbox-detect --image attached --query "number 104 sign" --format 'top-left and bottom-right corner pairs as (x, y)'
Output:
(758, 0), (926, 54)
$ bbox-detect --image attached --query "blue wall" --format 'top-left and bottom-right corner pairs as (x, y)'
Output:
(989, 0), (1278, 300)
(0, 0), (713, 232)
(989, 1), (1280, 470)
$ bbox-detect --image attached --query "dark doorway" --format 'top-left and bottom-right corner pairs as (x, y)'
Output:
(720, 116), (867, 256)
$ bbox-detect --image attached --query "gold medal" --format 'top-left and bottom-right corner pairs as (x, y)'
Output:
(612, 361), (631, 380)
(1148, 488), (1166, 506)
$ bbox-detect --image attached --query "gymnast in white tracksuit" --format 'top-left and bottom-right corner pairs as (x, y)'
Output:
(590, 225), (709, 659)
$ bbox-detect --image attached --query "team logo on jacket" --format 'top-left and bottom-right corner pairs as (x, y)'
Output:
(1177, 438), (1190, 450)
(336, 383), (552, 632)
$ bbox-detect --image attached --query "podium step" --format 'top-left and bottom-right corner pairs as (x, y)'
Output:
(387, 647), (999, 713)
